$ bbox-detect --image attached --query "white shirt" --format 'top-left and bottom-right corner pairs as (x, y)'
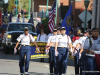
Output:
(78, 36), (87, 47)
(47, 33), (53, 40)
(47, 35), (56, 47)
(17, 33), (35, 45)
(73, 40), (80, 49)
(91, 37), (100, 51)
(37, 34), (47, 42)
(56, 35), (71, 47)
(83, 37), (95, 56)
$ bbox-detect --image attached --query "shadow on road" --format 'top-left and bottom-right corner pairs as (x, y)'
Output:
(0, 50), (75, 67)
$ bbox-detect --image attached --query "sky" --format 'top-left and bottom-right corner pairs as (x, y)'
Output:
(4, 0), (8, 3)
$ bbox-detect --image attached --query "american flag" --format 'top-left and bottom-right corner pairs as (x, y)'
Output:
(48, 0), (56, 32)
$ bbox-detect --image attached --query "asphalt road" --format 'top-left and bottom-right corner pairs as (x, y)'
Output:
(0, 50), (75, 75)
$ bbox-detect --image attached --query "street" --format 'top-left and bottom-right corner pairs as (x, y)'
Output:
(0, 50), (75, 75)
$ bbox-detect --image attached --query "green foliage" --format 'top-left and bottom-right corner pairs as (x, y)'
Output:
(42, 17), (50, 33)
(21, 14), (28, 18)
(8, 0), (19, 13)
(19, 0), (29, 12)
(0, 0), (8, 13)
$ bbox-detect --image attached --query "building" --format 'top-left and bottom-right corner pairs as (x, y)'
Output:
(31, 0), (94, 30)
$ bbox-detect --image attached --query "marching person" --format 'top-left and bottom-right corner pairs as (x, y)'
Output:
(72, 33), (84, 75)
(75, 29), (90, 75)
(83, 28), (99, 75)
(57, 27), (61, 35)
(55, 27), (72, 75)
(90, 28), (100, 75)
(46, 29), (57, 75)
(72, 29), (81, 42)
(15, 27), (39, 75)
(47, 31), (53, 40)
(37, 29), (47, 62)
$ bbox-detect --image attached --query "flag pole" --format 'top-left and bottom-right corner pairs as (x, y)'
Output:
(46, 0), (49, 17)
(55, 0), (58, 26)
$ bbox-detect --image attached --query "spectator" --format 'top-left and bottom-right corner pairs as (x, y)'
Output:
(37, 29), (47, 62)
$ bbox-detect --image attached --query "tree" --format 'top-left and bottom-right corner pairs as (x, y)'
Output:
(0, 0), (8, 13)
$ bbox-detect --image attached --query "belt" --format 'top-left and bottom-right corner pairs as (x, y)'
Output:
(22, 45), (30, 46)
(58, 47), (67, 48)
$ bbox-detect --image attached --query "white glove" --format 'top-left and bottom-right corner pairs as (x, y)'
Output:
(72, 52), (74, 58)
(79, 53), (81, 59)
(55, 50), (59, 56)
(74, 50), (77, 56)
(37, 47), (40, 52)
(70, 47), (72, 52)
(46, 49), (49, 55)
(14, 48), (17, 54)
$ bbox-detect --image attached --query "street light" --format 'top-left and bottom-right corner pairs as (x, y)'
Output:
(84, 0), (90, 31)
(28, 0), (31, 19)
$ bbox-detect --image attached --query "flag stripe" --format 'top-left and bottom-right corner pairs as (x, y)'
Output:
(48, 0), (56, 32)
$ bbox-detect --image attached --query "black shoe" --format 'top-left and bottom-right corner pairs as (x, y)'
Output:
(25, 74), (29, 75)
(21, 74), (23, 75)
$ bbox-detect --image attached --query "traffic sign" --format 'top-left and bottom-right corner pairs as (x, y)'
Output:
(78, 10), (92, 22)
(14, 0), (19, 6)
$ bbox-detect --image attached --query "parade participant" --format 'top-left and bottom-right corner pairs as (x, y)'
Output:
(73, 33), (83, 75)
(15, 27), (39, 75)
(37, 29), (47, 62)
(75, 29), (90, 75)
(83, 28), (97, 75)
(46, 29), (57, 75)
(57, 27), (61, 35)
(55, 27), (72, 75)
(90, 28), (100, 75)
(72, 29), (81, 42)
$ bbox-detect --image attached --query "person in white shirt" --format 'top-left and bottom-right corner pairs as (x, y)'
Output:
(89, 28), (100, 75)
(55, 27), (72, 75)
(37, 29), (47, 42)
(57, 27), (61, 35)
(15, 27), (39, 75)
(46, 29), (57, 75)
(37, 29), (47, 62)
(75, 29), (90, 75)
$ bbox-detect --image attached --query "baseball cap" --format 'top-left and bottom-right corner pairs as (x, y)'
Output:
(57, 27), (61, 30)
(79, 33), (83, 36)
(60, 27), (66, 30)
(53, 29), (57, 32)
(91, 27), (98, 31)
(24, 27), (29, 31)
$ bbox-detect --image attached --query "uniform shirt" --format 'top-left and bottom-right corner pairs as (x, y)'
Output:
(72, 35), (80, 42)
(56, 35), (71, 47)
(37, 34), (47, 42)
(83, 37), (95, 56)
(91, 37), (100, 51)
(47, 33), (53, 40)
(78, 36), (87, 47)
(17, 33), (35, 45)
(47, 35), (56, 47)
(73, 39), (81, 49)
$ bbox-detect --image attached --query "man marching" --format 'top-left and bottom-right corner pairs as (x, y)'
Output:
(15, 27), (39, 75)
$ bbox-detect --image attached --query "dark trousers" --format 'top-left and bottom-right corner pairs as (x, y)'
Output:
(74, 52), (79, 75)
(85, 56), (94, 75)
(56, 47), (68, 75)
(49, 47), (56, 74)
(80, 51), (86, 75)
(93, 57), (100, 75)
(19, 46), (31, 73)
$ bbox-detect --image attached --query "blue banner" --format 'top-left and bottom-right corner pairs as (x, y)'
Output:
(2, 12), (9, 30)
(61, 5), (72, 35)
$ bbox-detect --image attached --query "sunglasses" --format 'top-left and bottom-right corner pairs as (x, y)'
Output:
(93, 31), (99, 32)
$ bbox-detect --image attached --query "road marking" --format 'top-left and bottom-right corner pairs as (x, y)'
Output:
(44, 65), (49, 68)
